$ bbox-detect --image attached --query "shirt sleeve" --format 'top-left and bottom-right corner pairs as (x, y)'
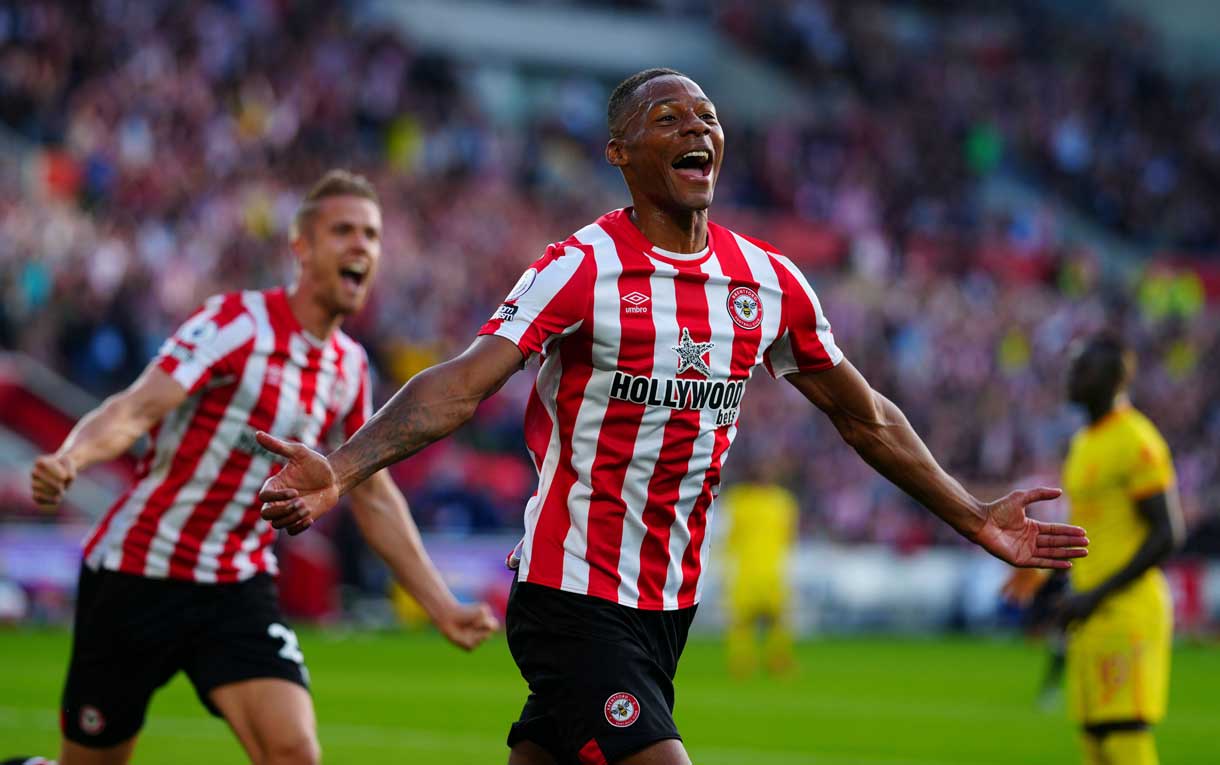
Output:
(477, 243), (592, 358)
(155, 294), (256, 394)
(763, 253), (844, 378)
(1126, 422), (1176, 500)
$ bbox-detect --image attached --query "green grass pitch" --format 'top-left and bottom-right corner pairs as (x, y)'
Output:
(1, 629), (1214, 763)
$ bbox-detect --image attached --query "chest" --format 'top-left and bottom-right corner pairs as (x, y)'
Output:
(206, 335), (354, 448)
(585, 264), (779, 380)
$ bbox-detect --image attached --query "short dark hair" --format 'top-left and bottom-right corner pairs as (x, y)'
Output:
(1079, 332), (1134, 389)
(292, 169), (379, 238)
(607, 67), (688, 138)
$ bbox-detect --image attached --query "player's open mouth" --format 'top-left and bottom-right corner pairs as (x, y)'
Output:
(339, 262), (368, 290)
(671, 149), (713, 183)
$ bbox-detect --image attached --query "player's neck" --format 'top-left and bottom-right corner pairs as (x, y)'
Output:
(628, 204), (708, 253)
(286, 285), (342, 340)
(1086, 393), (1128, 425)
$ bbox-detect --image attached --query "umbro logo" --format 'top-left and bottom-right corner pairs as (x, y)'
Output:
(622, 292), (649, 315)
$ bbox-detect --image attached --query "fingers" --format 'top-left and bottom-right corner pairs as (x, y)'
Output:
(31, 456), (73, 508)
(260, 497), (313, 533)
(446, 604), (502, 650)
(259, 486), (300, 503)
(1019, 487), (1063, 504)
(286, 517), (314, 535)
(1037, 533), (1089, 548)
(34, 455), (72, 483)
(255, 431), (299, 458)
(1036, 522), (1088, 538)
(1035, 545), (1088, 559)
(1023, 558), (1074, 570)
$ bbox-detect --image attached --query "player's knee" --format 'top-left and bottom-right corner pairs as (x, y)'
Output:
(260, 732), (320, 765)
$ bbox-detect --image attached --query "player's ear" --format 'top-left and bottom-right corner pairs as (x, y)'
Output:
(289, 228), (312, 276)
(606, 137), (628, 168)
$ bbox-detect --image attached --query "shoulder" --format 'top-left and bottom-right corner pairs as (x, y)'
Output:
(1123, 408), (1171, 455)
(713, 222), (783, 258)
(178, 291), (256, 338)
(713, 221), (804, 280)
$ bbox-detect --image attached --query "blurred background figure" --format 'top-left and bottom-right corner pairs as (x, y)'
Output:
(1057, 334), (1184, 765)
(719, 456), (799, 679)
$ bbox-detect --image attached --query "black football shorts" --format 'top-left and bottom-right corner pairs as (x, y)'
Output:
(506, 580), (697, 765)
(61, 563), (309, 747)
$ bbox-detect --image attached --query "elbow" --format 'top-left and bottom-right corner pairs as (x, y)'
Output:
(839, 418), (884, 455)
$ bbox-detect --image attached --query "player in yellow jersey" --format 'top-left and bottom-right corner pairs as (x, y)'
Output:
(1057, 334), (1184, 765)
(719, 458), (799, 678)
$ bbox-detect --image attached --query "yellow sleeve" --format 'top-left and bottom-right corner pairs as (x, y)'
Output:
(1126, 424), (1175, 500)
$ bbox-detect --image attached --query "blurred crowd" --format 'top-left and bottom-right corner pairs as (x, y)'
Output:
(1, 0), (1216, 549)
(715, 0), (1220, 253)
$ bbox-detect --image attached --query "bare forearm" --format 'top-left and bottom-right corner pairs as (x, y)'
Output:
(58, 395), (153, 470)
(350, 480), (458, 617)
(839, 394), (986, 538)
(330, 362), (483, 494)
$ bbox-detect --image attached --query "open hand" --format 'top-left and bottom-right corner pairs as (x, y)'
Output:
(975, 487), (1089, 569)
(435, 602), (501, 651)
(30, 453), (77, 510)
(256, 431), (340, 535)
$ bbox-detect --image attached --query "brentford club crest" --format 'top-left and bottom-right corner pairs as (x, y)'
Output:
(80, 704), (106, 735)
(604, 692), (641, 728)
(727, 286), (763, 330)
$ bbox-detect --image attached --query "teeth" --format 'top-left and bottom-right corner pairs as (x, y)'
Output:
(342, 262), (368, 275)
(681, 151), (709, 162)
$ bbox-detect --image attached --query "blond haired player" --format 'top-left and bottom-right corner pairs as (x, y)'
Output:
(29, 170), (497, 765)
(1056, 334), (1184, 765)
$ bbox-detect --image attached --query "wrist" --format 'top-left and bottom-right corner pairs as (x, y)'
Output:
(54, 449), (81, 474)
(327, 452), (354, 495)
(960, 497), (989, 542)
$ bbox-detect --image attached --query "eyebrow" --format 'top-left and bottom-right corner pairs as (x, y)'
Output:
(649, 97), (715, 110)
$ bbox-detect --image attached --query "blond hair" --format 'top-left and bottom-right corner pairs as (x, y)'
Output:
(291, 169), (380, 239)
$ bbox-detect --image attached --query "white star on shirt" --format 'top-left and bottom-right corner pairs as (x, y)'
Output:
(672, 327), (715, 377)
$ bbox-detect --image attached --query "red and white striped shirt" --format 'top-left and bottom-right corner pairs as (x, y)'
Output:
(83, 287), (372, 583)
(481, 209), (842, 610)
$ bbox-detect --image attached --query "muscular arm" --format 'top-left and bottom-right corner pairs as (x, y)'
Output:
(347, 470), (499, 649)
(787, 360), (1087, 567)
(786, 360), (987, 537)
(31, 366), (187, 508)
(257, 335), (524, 532)
(331, 336), (523, 494)
(60, 366), (187, 469)
(347, 470), (459, 619)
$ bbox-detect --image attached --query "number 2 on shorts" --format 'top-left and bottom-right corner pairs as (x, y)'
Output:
(268, 622), (305, 664)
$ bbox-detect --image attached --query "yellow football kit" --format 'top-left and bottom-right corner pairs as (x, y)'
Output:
(720, 482), (798, 676)
(1062, 406), (1174, 731)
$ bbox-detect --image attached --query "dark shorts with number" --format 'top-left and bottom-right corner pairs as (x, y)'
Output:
(61, 563), (309, 747)
(506, 580), (697, 765)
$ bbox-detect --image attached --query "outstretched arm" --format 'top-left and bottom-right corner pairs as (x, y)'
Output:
(1057, 491), (1182, 624)
(30, 366), (187, 508)
(348, 470), (500, 649)
(786, 360), (1088, 568)
(258, 335), (524, 533)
